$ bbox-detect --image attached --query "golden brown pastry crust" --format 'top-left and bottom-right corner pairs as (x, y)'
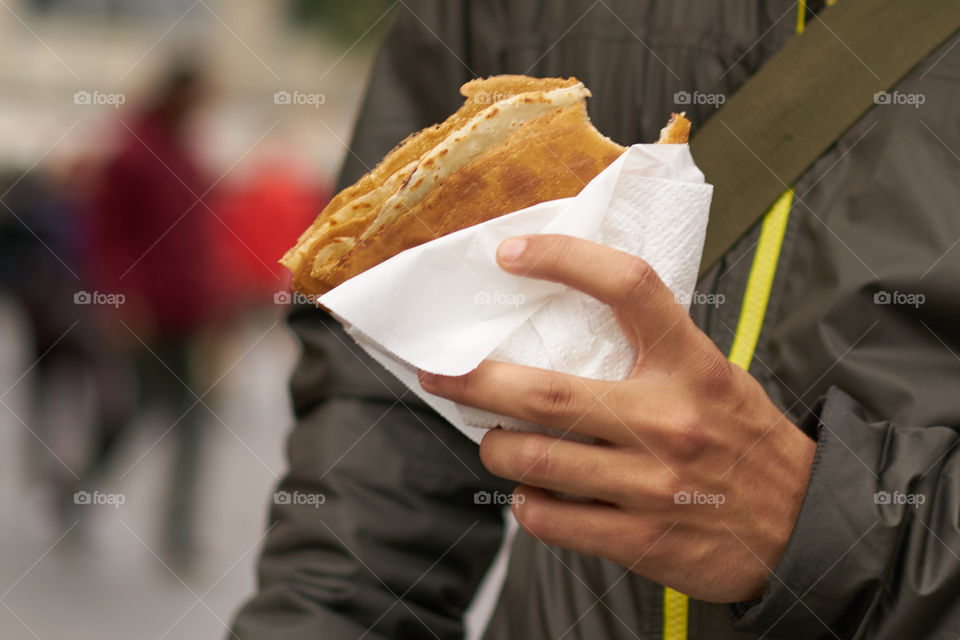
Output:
(281, 76), (581, 278)
(321, 102), (625, 291)
(284, 76), (691, 297)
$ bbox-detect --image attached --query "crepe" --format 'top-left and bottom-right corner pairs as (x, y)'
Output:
(282, 75), (690, 296)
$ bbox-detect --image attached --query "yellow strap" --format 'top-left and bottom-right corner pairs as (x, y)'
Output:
(796, 0), (807, 34)
(662, 3), (803, 636)
(662, 8), (804, 630)
(662, 189), (793, 640)
(663, 587), (689, 640)
(727, 189), (793, 370)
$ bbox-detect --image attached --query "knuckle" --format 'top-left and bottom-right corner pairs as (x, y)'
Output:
(525, 375), (578, 423)
(657, 473), (683, 505)
(617, 259), (657, 303)
(695, 353), (735, 396)
(668, 406), (709, 461)
(514, 437), (553, 480)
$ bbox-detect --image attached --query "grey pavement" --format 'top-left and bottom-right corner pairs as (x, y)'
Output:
(1, 300), (298, 640)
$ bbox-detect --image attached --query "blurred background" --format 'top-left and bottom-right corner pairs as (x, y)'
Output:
(0, 0), (392, 637)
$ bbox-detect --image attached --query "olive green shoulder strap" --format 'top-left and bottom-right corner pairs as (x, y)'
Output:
(692, 0), (960, 278)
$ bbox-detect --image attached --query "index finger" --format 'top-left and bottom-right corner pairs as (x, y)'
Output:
(419, 360), (632, 443)
(497, 234), (688, 349)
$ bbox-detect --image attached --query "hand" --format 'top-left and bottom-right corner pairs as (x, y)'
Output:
(418, 234), (817, 603)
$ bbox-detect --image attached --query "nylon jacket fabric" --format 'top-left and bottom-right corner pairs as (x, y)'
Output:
(231, 2), (960, 638)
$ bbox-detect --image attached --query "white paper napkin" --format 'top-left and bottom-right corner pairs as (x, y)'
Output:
(320, 143), (713, 444)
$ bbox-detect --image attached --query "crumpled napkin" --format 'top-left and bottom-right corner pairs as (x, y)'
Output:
(320, 144), (713, 444)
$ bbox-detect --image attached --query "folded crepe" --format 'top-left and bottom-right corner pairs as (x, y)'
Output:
(282, 75), (690, 296)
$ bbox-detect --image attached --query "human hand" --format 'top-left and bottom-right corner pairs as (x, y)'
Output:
(419, 234), (816, 602)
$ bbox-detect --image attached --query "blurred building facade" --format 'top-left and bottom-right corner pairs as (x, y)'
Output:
(0, 0), (375, 179)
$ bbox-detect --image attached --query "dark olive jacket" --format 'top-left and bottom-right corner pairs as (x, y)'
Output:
(231, 2), (960, 638)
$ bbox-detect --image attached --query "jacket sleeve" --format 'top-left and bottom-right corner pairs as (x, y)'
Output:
(733, 385), (960, 639)
(230, 4), (515, 638)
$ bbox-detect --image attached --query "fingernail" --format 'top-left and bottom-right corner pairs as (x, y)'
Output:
(498, 237), (528, 264)
(419, 370), (436, 388)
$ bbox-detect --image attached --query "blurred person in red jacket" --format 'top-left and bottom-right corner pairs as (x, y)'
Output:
(91, 63), (218, 337)
(84, 61), (218, 568)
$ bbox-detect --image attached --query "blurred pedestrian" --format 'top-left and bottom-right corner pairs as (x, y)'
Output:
(0, 167), (134, 509)
(83, 60), (219, 568)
